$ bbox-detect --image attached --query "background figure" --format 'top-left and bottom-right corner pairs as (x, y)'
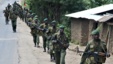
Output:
(3, 7), (10, 24)
(9, 9), (17, 32)
(39, 18), (48, 52)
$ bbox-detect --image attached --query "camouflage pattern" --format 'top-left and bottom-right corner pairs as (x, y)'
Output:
(52, 29), (69, 64)
(9, 9), (17, 32)
(80, 39), (107, 64)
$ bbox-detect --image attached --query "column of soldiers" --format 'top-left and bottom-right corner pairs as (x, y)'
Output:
(24, 9), (69, 64)
(3, 2), (69, 64)
(3, 1), (24, 32)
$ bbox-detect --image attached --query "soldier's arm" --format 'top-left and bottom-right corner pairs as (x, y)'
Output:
(63, 37), (69, 49)
(99, 42), (110, 57)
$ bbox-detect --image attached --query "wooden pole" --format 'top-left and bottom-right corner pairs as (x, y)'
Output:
(107, 25), (111, 53)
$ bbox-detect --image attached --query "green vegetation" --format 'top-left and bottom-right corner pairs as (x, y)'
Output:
(25, 0), (113, 41)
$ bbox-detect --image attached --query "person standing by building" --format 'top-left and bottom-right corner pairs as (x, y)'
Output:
(80, 25), (110, 64)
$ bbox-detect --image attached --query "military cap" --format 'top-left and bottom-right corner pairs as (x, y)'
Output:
(52, 20), (56, 23)
(44, 18), (48, 21)
(31, 13), (35, 15)
(34, 15), (38, 18)
(33, 17), (38, 20)
(91, 29), (99, 35)
(91, 24), (102, 35)
(28, 18), (32, 21)
(59, 25), (65, 29)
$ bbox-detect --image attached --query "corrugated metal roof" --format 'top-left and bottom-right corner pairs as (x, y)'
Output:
(66, 14), (102, 21)
(98, 15), (113, 22)
(65, 4), (113, 21)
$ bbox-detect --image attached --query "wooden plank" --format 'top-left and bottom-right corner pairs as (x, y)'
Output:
(107, 22), (113, 25)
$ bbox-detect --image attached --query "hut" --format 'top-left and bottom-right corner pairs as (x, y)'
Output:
(65, 4), (113, 54)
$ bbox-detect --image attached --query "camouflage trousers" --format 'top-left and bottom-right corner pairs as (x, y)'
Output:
(33, 34), (39, 47)
(55, 50), (66, 64)
(11, 20), (17, 32)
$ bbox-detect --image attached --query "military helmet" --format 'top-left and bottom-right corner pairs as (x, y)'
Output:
(51, 20), (56, 23)
(34, 15), (38, 18)
(91, 29), (99, 35)
(28, 18), (32, 22)
(31, 13), (35, 15)
(59, 25), (65, 29)
(44, 18), (48, 21)
(91, 24), (102, 35)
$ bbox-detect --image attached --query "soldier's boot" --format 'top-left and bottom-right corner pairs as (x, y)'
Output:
(34, 43), (36, 47)
(43, 48), (46, 52)
(50, 53), (55, 62)
(12, 25), (15, 32)
(33, 36), (37, 47)
(14, 25), (17, 32)
(6, 17), (9, 25)
(43, 41), (46, 52)
(50, 53), (53, 61)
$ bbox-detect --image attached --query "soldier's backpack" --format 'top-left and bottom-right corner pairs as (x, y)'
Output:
(10, 10), (17, 20)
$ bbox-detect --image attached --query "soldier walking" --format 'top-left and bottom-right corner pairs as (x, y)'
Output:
(47, 20), (57, 61)
(52, 25), (69, 64)
(9, 9), (18, 32)
(3, 7), (10, 24)
(39, 18), (48, 52)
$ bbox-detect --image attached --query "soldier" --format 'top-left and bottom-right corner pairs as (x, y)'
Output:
(9, 9), (18, 32)
(7, 3), (11, 10)
(39, 18), (48, 52)
(80, 25), (110, 64)
(47, 20), (57, 61)
(33, 17), (40, 47)
(45, 24), (51, 51)
(3, 7), (10, 24)
(52, 25), (69, 64)
(30, 22), (39, 47)
(23, 8), (28, 22)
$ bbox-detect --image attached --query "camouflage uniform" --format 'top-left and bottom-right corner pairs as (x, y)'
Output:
(3, 7), (10, 24)
(52, 25), (69, 64)
(39, 18), (48, 52)
(30, 23), (39, 47)
(46, 21), (57, 61)
(9, 10), (17, 32)
(80, 24), (110, 64)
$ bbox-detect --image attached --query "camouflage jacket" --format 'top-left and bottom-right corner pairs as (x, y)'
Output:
(9, 10), (17, 21)
(80, 39), (107, 64)
(52, 32), (69, 51)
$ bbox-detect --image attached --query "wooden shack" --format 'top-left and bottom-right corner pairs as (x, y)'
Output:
(66, 4), (113, 54)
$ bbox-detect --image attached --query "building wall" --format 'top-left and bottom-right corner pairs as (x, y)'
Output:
(81, 19), (89, 46)
(71, 18), (81, 44)
(71, 18), (90, 46)
(109, 26), (113, 53)
(100, 23), (108, 42)
(88, 20), (95, 41)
